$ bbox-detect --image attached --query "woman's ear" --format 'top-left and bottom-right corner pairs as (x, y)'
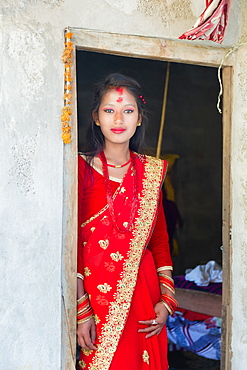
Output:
(92, 112), (100, 126)
(138, 113), (143, 124)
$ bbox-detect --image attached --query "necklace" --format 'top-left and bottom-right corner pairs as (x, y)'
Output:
(107, 158), (132, 168)
(99, 151), (138, 233)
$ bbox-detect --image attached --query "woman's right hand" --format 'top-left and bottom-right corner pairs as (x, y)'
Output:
(77, 318), (97, 351)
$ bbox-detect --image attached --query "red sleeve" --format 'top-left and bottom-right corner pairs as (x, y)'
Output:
(77, 155), (85, 275)
(147, 191), (173, 270)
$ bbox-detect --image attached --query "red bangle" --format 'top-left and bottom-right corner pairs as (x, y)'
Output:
(160, 294), (178, 315)
(159, 276), (175, 294)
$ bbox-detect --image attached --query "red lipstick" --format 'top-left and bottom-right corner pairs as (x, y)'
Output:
(111, 128), (126, 134)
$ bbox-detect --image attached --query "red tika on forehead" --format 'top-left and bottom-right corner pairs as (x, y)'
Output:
(116, 87), (124, 95)
(116, 97), (123, 103)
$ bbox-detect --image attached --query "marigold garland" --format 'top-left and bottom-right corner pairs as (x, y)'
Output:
(61, 29), (74, 144)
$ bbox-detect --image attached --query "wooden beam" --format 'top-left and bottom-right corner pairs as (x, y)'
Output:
(175, 288), (222, 318)
(61, 45), (78, 370)
(221, 66), (233, 370)
(72, 28), (233, 67)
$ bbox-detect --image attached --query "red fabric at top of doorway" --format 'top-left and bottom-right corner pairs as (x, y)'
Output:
(179, 0), (232, 44)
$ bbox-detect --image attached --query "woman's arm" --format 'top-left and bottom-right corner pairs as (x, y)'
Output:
(139, 192), (177, 337)
(76, 278), (97, 351)
(77, 155), (97, 350)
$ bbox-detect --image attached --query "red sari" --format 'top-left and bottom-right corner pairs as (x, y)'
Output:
(78, 152), (172, 370)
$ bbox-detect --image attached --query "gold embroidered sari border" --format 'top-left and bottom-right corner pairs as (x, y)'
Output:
(88, 156), (164, 370)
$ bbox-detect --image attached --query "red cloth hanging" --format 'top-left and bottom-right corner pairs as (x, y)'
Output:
(179, 0), (232, 44)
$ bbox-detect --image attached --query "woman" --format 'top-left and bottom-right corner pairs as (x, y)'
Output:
(77, 73), (177, 370)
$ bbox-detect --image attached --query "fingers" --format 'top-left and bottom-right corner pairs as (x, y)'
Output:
(145, 326), (163, 338)
(138, 317), (165, 338)
(77, 320), (97, 351)
(138, 324), (164, 338)
(91, 322), (97, 344)
(139, 319), (159, 326)
(82, 331), (97, 350)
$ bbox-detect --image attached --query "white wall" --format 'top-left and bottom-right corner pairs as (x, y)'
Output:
(0, 0), (245, 368)
(231, 1), (247, 367)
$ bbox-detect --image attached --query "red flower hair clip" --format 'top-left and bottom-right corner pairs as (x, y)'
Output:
(139, 95), (146, 105)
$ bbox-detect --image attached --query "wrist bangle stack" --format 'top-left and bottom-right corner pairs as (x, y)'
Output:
(77, 292), (93, 324)
(158, 273), (175, 294)
(160, 294), (178, 315)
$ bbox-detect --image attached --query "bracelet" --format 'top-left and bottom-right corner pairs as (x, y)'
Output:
(77, 292), (89, 305)
(77, 307), (93, 321)
(160, 300), (173, 315)
(77, 291), (94, 324)
(157, 266), (173, 273)
(158, 273), (174, 283)
(159, 275), (175, 294)
(160, 294), (178, 315)
(77, 273), (84, 281)
(158, 274), (175, 294)
(77, 315), (93, 325)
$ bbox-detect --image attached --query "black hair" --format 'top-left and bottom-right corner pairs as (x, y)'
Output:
(84, 73), (148, 157)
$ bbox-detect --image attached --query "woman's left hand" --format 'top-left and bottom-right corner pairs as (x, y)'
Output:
(138, 301), (169, 338)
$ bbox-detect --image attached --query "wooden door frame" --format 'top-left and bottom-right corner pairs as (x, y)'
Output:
(61, 28), (233, 369)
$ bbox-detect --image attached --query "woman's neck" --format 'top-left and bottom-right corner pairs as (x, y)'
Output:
(103, 144), (130, 166)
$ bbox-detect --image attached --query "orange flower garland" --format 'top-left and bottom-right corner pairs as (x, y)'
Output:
(61, 29), (74, 144)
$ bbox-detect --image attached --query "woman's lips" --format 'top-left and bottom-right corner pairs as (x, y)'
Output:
(111, 128), (126, 134)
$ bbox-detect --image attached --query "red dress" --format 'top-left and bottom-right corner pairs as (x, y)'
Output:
(78, 153), (172, 370)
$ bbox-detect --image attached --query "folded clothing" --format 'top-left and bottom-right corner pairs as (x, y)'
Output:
(185, 260), (222, 286)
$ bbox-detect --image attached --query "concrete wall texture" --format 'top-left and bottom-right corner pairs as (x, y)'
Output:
(0, 0), (246, 368)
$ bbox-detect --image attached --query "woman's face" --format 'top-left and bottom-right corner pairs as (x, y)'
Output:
(95, 87), (141, 148)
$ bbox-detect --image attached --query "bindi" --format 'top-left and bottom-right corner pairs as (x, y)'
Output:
(116, 97), (123, 103)
(116, 87), (124, 95)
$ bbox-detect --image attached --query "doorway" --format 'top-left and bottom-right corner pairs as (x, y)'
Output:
(61, 28), (232, 370)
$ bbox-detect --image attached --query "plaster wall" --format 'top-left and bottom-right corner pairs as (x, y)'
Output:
(231, 1), (247, 365)
(0, 0), (245, 368)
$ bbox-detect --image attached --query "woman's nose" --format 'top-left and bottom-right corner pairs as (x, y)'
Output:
(114, 110), (123, 123)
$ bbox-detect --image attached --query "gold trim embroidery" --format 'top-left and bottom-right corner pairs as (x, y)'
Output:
(110, 251), (124, 262)
(84, 267), (91, 277)
(97, 283), (112, 293)
(88, 156), (164, 370)
(143, 350), (150, 365)
(98, 239), (109, 250)
(82, 348), (93, 356)
(93, 314), (101, 324)
(78, 360), (86, 369)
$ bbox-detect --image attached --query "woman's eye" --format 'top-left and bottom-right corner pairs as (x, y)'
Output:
(124, 109), (134, 114)
(103, 108), (114, 113)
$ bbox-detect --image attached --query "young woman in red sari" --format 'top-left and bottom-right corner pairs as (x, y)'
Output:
(77, 74), (177, 370)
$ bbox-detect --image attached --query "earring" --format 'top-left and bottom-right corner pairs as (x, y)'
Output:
(95, 121), (100, 126)
(137, 122), (142, 126)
